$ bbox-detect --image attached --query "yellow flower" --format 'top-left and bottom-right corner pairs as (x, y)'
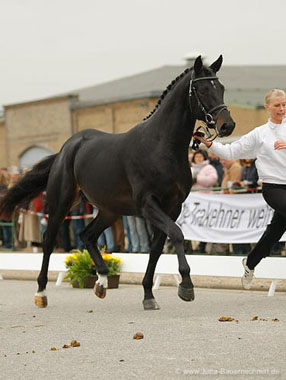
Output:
(65, 256), (73, 265)
(101, 253), (122, 263)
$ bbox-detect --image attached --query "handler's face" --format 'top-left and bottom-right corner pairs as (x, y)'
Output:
(265, 96), (286, 124)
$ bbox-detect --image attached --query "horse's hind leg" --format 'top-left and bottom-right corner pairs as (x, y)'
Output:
(35, 170), (76, 308)
(34, 214), (65, 307)
(142, 228), (166, 310)
(80, 211), (116, 299)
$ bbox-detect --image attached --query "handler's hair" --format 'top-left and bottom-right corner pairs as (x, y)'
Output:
(265, 89), (286, 105)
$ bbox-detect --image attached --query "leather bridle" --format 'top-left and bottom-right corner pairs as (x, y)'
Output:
(189, 76), (227, 148)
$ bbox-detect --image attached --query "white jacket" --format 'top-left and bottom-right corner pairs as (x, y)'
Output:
(209, 119), (286, 184)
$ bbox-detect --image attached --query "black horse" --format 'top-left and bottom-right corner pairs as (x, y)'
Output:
(0, 55), (235, 310)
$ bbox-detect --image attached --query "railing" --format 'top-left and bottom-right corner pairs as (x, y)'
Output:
(190, 184), (262, 193)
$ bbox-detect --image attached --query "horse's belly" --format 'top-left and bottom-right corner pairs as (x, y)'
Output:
(82, 184), (137, 216)
(91, 199), (138, 216)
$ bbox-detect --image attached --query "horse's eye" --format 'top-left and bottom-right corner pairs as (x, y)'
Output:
(198, 87), (208, 96)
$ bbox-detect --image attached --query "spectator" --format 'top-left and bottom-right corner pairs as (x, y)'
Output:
(98, 227), (114, 253)
(220, 158), (242, 189)
(0, 168), (10, 187)
(18, 200), (41, 251)
(33, 191), (47, 240)
(126, 216), (150, 253)
(208, 152), (223, 186)
(122, 215), (133, 252)
(191, 149), (218, 190)
(191, 149), (218, 253)
(112, 217), (125, 252)
(240, 159), (259, 189)
(0, 183), (12, 249)
(8, 166), (21, 188)
(60, 196), (86, 251)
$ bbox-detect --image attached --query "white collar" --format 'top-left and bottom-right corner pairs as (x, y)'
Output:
(268, 119), (286, 129)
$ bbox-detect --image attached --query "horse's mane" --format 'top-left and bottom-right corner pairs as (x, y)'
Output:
(143, 67), (192, 121)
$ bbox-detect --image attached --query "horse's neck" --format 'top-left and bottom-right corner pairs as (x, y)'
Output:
(146, 82), (196, 156)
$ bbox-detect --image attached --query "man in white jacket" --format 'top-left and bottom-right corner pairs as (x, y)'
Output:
(195, 89), (286, 289)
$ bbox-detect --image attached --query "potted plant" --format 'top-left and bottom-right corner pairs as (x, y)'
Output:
(64, 249), (122, 289)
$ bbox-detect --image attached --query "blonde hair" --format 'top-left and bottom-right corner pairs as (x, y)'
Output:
(265, 89), (286, 105)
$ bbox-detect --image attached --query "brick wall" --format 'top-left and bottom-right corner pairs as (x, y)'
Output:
(4, 96), (75, 166)
(228, 106), (267, 136)
(75, 98), (157, 134)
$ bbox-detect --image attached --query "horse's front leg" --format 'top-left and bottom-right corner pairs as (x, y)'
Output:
(142, 195), (194, 303)
(142, 228), (166, 310)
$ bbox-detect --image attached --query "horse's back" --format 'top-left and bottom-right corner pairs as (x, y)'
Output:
(69, 129), (135, 212)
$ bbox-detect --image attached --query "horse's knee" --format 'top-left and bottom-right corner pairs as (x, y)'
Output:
(80, 226), (97, 245)
(169, 227), (184, 246)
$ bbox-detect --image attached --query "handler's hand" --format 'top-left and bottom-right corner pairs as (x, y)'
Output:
(193, 134), (212, 148)
(274, 140), (286, 150)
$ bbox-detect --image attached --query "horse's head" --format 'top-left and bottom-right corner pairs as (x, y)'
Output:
(189, 55), (235, 139)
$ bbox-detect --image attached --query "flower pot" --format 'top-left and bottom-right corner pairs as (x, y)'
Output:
(72, 275), (98, 289)
(107, 274), (120, 289)
(72, 274), (120, 289)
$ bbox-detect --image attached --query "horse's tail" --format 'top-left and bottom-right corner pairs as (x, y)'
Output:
(0, 154), (57, 220)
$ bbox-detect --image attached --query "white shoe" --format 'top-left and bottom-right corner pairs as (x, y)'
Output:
(241, 258), (254, 290)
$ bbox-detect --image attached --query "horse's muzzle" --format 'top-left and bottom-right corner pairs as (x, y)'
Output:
(218, 121), (236, 137)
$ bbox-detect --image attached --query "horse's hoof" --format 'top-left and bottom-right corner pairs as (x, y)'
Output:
(143, 298), (160, 310)
(178, 284), (195, 302)
(34, 295), (48, 308)
(94, 283), (106, 299)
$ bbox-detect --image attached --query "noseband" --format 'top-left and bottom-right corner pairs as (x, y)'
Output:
(189, 76), (227, 150)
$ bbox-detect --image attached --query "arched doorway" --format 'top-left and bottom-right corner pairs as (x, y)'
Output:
(19, 146), (54, 168)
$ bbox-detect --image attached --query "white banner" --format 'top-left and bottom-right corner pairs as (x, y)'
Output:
(177, 192), (286, 243)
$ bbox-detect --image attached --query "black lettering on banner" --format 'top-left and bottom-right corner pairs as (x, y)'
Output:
(247, 205), (274, 229)
(178, 196), (275, 231)
(187, 201), (245, 229)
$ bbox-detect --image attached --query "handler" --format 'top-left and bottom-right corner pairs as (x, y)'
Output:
(194, 89), (286, 289)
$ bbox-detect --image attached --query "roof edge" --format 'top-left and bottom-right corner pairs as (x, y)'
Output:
(71, 91), (161, 110)
(4, 94), (78, 109)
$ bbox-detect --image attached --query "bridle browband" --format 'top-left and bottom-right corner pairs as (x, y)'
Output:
(189, 75), (227, 149)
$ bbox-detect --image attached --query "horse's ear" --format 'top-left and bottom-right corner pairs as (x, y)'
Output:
(209, 55), (223, 73)
(194, 56), (203, 75)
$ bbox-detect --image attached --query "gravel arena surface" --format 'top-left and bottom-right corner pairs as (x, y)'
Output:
(0, 280), (285, 380)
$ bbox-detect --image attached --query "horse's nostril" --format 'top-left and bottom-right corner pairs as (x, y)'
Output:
(220, 123), (227, 133)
